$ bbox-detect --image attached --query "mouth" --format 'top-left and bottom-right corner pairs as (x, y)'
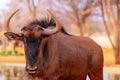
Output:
(26, 68), (38, 74)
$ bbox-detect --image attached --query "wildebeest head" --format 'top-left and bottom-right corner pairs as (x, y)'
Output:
(4, 10), (62, 74)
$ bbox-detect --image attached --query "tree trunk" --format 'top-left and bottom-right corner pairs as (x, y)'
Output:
(115, 20), (120, 64)
(101, 0), (120, 64)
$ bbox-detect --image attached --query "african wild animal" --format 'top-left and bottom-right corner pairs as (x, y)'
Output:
(4, 10), (103, 80)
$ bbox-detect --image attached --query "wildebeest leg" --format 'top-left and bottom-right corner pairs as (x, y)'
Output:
(88, 67), (103, 80)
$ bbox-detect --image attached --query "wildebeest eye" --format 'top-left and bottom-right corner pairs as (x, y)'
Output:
(38, 27), (44, 31)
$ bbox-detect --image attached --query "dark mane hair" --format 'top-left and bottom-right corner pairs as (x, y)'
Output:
(28, 18), (71, 35)
(29, 18), (56, 28)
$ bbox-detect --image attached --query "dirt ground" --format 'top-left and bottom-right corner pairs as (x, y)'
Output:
(0, 56), (25, 63)
(103, 48), (115, 66)
(0, 48), (116, 66)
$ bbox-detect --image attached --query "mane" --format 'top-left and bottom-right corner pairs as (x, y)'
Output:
(28, 18), (71, 35)
(29, 18), (56, 28)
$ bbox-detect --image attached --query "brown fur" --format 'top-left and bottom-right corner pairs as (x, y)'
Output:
(4, 25), (103, 80)
(35, 32), (103, 80)
(4, 10), (103, 80)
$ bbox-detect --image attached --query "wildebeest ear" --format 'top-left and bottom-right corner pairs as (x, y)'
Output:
(4, 32), (23, 40)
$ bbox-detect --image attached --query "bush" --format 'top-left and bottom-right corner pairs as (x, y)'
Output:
(0, 51), (24, 56)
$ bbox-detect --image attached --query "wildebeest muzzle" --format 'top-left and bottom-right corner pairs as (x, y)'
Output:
(25, 39), (39, 74)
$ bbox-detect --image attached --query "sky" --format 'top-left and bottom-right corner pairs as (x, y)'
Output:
(0, 0), (10, 10)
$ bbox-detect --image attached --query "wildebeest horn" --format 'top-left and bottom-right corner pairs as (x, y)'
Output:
(41, 9), (62, 35)
(4, 9), (19, 32)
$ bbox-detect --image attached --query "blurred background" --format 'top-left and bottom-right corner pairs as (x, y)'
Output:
(0, 0), (120, 80)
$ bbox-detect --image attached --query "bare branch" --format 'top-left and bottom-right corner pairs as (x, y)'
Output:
(82, 7), (99, 16)
(27, 0), (37, 20)
(116, 0), (120, 19)
(100, 0), (115, 50)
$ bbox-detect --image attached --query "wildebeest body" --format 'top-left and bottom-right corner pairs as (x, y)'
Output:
(39, 32), (103, 80)
(4, 10), (103, 80)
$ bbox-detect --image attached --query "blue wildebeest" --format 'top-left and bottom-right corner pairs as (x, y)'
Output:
(4, 10), (103, 80)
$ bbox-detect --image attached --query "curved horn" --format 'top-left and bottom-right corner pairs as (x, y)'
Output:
(4, 9), (19, 32)
(41, 9), (62, 35)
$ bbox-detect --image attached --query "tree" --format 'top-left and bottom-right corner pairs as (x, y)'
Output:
(26, 0), (39, 20)
(100, 0), (120, 64)
(1, 0), (24, 54)
(41, 0), (99, 36)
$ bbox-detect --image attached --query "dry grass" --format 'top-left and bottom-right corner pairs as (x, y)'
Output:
(102, 48), (115, 66)
(0, 56), (25, 63)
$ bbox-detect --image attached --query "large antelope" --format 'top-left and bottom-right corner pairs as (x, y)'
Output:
(4, 10), (103, 80)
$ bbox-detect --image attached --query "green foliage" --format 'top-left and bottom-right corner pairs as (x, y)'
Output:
(19, 53), (24, 56)
(7, 51), (12, 55)
(0, 51), (6, 55)
(0, 51), (24, 56)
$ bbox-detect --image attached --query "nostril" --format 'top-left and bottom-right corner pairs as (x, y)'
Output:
(26, 64), (37, 71)
(30, 64), (34, 67)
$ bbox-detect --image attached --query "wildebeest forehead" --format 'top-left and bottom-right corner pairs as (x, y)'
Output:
(21, 25), (43, 38)
(21, 24), (43, 31)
